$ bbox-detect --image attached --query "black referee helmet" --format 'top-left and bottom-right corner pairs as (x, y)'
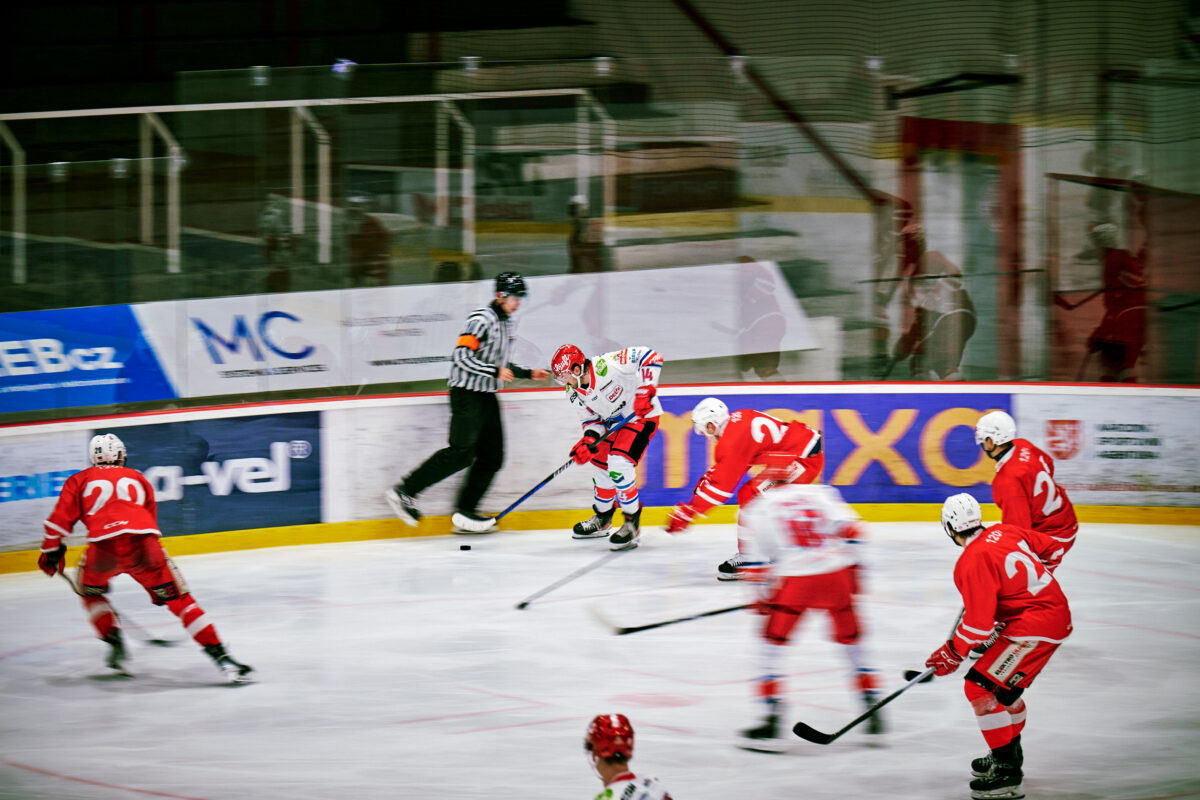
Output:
(495, 271), (528, 297)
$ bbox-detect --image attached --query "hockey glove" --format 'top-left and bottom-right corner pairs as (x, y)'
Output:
(633, 385), (656, 418)
(38, 544), (67, 577)
(665, 503), (696, 534)
(570, 433), (600, 465)
(925, 641), (964, 676)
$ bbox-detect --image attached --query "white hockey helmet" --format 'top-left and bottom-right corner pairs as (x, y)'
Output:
(941, 493), (983, 541)
(692, 397), (730, 437)
(975, 410), (1016, 447)
(89, 433), (127, 466)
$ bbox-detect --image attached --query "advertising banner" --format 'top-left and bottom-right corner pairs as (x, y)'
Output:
(119, 412), (322, 536)
(642, 390), (1012, 508)
(1015, 393), (1200, 507)
(0, 411), (321, 550)
(128, 263), (818, 404)
(0, 306), (177, 414)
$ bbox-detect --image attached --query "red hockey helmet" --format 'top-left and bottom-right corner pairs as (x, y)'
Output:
(551, 343), (587, 386)
(585, 713), (634, 760)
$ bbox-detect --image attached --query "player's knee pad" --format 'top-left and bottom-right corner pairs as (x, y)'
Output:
(964, 678), (1001, 715)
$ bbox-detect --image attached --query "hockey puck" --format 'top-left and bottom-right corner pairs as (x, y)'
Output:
(460, 544), (471, 551)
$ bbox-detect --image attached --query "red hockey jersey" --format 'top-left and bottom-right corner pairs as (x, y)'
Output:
(688, 409), (821, 515)
(992, 438), (1078, 542)
(42, 465), (161, 549)
(950, 522), (1072, 654)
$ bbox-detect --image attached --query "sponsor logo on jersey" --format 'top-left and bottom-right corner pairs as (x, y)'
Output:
(596, 358), (608, 376)
(607, 385), (623, 402)
(144, 441), (310, 501)
(1045, 420), (1081, 460)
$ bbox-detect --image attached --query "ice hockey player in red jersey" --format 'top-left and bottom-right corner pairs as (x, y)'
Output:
(735, 483), (883, 752)
(552, 344), (663, 552)
(584, 713), (673, 800)
(976, 410), (1079, 572)
(666, 397), (823, 580)
(38, 433), (253, 682)
(926, 493), (1073, 800)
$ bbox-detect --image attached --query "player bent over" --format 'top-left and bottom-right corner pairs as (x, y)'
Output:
(736, 483), (882, 752)
(551, 344), (662, 551)
(926, 494), (1073, 799)
(667, 397), (823, 580)
(584, 714), (673, 800)
(38, 433), (253, 683)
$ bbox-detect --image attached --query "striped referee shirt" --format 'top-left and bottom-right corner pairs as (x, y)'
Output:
(448, 302), (532, 393)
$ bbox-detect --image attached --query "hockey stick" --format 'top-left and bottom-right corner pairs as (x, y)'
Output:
(457, 414), (639, 533)
(793, 667), (936, 744)
(590, 603), (751, 635)
(59, 571), (177, 647)
(515, 549), (627, 610)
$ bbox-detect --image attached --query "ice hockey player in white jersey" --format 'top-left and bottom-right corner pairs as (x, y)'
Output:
(584, 714), (674, 800)
(551, 344), (663, 551)
(736, 482), (884, 751)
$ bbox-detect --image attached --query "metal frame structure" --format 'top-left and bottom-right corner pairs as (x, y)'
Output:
(0, 88), (613, 285)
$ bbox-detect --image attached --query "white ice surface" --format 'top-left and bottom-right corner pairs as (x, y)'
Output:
(1, 522), (1198, 800)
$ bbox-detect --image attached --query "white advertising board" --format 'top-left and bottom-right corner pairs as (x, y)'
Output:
(132, 262), (819, 400)
(1015, 393), (1200, 507)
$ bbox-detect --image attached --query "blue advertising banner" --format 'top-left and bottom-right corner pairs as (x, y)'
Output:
(0, 306), (177, 414)
(118, 412), (321, 536)
(640, 392), (1013, 507)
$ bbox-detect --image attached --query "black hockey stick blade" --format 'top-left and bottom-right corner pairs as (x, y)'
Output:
(903, 669), (935, 683)
(793, 666), (936, 744)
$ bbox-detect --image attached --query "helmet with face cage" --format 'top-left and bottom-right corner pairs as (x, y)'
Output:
(551, 344), (587, 385)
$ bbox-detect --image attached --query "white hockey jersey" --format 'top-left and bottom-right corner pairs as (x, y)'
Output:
(738, 484), (860, 577)
(566, 346), (663, 436)
(593, 772), (673, 800)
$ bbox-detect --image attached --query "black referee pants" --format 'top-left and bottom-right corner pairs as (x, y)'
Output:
(403, 387), (504, 515)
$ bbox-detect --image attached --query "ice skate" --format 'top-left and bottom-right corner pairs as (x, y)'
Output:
(386, 486), (421, 527)
(608, 507), (641, 551)
(737, 712), (786, 753)
(862, 692), (885, 735)
(716, 552), (763, 582)
(572, 506), (615, 539)
(969, 766), (1024, 799)
(973, 738), (1022, 777)
(204, 644), (254, 684)
(102, 630), (128, 674)
(452, 511), (497, 534)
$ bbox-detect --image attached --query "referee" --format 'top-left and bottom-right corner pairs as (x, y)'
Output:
(387, 271), (550, 532)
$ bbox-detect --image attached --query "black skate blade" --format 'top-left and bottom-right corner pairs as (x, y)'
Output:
(903, 669), (935, 683)
(792, 723), (836, 745)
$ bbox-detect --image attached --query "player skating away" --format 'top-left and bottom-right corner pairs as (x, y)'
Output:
(584, 714), (673, 800)
(926, 494), (1073, 800)
(976, 410), (1079, 573)
(734, 483), (882, 752)
(551, 344), (663, 552)
(667, 397), (823, 580)
(38, 434), (253, 683)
